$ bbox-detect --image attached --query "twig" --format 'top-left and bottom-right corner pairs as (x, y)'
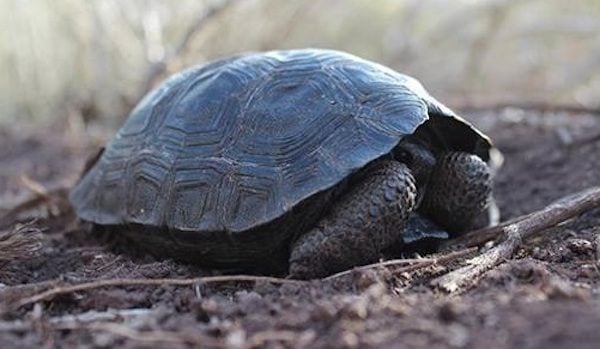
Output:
(324, 247), (477, 281)
(446, 187), (600, 249)
(19, 175), (49, 196)
(441, 214), (530, 249)
(432, 186), (600, 293)
(323, 258), (432, 281)
(14, 275), (305, 310)
(10, 249), (479, 308)
(139, 0), (240, 96)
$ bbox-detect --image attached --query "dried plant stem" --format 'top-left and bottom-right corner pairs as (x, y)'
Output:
(446, 186), (600, 249)
(433, 186), (600, 293)
(14, 275), (305, 310)
(140, 0), (240, 95)
(324, 247), (477, 281)
(11, 248), (480, 309)
(0, 222), (43, 262)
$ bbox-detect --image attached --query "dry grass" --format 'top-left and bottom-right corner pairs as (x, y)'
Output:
(0, 223), (43, 262)
(1, 0), (599, 126)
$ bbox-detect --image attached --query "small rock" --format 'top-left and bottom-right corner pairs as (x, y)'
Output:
(93, 332), (116, 348)
(343, 297), (368, 319)
(530, 246), (548, 260)
(225, 329), (246, 349)
(200, 299), (219, 314)
(365, 282), (387, 299)
(312, 302), (337, 321)
(356, 269), (385, 290)
(542, 277), (589, 300)
(447, 323), (469, 348)
(341, 331), (359, 348)
(578, 264), (596, 279)
(566, 238), (593, 255)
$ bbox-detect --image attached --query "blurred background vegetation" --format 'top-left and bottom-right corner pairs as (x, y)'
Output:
(1, 0), (599, 128)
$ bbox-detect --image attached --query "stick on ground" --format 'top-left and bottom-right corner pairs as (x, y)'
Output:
(12, 275), (306, 310)
(323, 247), (477, 281)
(10, 248), (478, 310)
(432, 186), (600, 293)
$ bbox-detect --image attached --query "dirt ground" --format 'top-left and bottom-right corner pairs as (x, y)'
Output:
(0, 107), (599, 349)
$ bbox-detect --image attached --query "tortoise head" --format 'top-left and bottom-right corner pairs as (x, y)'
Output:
(394, 136), (436, 205)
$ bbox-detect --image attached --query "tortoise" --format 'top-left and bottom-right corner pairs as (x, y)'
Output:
(70, 49), (496, 279)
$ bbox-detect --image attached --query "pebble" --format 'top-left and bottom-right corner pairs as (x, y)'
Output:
(566, 238), (593, 255)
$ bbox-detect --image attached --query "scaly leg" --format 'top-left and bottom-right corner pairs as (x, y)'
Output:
(288, 160), (417, 279)
(422, 151), (492, 235)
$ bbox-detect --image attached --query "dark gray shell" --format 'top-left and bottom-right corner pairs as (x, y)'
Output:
(70, 49), (491, 233)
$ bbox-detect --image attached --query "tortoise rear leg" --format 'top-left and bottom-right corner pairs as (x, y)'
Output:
(422, 151), (492, 235)
(288, 160), (417, 279)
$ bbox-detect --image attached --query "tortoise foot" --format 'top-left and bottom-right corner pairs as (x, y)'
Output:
(422, 151), (492, 234)
(288, 160), (417, 279)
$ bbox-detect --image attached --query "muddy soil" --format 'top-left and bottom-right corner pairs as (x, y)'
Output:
(0, 108), (599, 349)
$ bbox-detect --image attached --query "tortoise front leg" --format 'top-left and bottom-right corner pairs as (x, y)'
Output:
(288, 160), (417, 279)
(421, 151), (492, 235)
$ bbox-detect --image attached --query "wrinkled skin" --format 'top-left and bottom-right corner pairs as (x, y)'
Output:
(289, 138), (491, 279)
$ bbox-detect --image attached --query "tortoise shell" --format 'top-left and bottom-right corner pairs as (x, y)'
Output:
(70, 49), (491, 234)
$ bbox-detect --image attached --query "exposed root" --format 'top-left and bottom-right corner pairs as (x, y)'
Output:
(432, 186), (600, 293)
(12, 275), (306, 310)
(7, 247), (480, 310)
